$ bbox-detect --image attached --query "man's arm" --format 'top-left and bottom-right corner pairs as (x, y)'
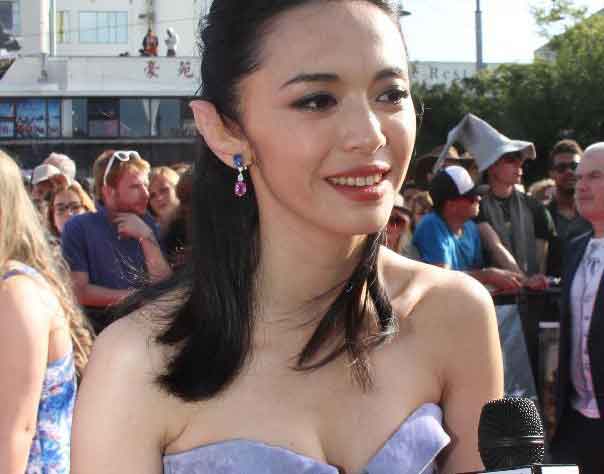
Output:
(70, 271), (131, 308)
(466, 267), (524, 292)
(113, 213), (172, 283)
(138, 234), (172, 283)
(478, 222), (523, 273)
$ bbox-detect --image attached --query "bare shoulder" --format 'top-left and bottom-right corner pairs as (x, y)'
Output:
(73, 294), (190, 468)
(380, 249), (503, 473)
(381, 247), (495, 329)
(0, 269), (58, 329)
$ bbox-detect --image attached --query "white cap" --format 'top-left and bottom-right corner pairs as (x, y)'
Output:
(32, 164), (61, 185)
(44, 153), (76, 182)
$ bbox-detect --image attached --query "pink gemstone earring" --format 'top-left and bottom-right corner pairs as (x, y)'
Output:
(233, 154), (247, 197)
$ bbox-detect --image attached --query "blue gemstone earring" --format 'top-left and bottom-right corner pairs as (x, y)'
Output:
(233, 154), (247, 197)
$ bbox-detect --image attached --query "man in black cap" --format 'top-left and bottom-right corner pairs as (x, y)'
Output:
(412, 166), (524, 292)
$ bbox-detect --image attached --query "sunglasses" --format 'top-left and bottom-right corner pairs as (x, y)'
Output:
(552, 161), (579, 173)
(103, 150), (141, 186)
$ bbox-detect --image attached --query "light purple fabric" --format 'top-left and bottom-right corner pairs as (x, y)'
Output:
(163, 403), (450, 474)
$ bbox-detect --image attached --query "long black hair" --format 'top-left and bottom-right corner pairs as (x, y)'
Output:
(123, 0), (408, 402)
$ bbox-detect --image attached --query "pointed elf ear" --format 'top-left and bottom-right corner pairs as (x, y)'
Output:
(190, 100), (252, 168)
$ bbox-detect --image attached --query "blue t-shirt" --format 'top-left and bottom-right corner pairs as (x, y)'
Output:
(61, 206), (160, 290)
(412, 211), (483, 271)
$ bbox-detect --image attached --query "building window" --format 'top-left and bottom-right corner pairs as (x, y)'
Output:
(16, 99), (47, 138)
(48, 99), (61, 137)
(0, 99), (14, 138)
(0, 1), (19, 35)
(88, 98), (119, 137)
(120, 99), (150, 137)
(181, 99), (198, 137)
(151, 99), (181, 137)
(71, 99), (87, 137)
(79, 11), (128, 44)
(57, 11), (70, 44)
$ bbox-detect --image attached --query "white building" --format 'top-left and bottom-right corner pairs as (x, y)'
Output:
(0, 0), (208, 169)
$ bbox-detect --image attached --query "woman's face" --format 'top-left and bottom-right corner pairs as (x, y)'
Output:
(149, 174), (180, 218)
(238, 1), (415, 238)
(53, 189), (85, 234)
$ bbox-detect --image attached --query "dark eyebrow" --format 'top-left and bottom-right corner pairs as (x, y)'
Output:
(374, 67), (407, 82)
(280, 67), (407, 89)
(280, 73), (339, 89)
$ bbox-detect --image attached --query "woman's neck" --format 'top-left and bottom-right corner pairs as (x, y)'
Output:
(254, 211), (366, 326)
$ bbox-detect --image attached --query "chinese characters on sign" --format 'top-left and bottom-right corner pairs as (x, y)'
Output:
(143, 60), (197, 80)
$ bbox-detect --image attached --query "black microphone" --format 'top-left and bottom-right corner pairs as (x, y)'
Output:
(460, 397), (578, 473)
(479, 397), (544, 469)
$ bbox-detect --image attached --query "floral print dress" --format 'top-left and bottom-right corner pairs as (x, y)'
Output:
(2, 264), (76, 474)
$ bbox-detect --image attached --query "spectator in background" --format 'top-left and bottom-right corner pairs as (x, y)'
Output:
(61, 150), (171, 333)
(0, 150), (93, 473)
(161, 167), (193, 268)
(165, 27), (179, 57)
(546, 139), (592, 277)
(528, 178), (556, 206)
(413, 166), (524, 292)
(436, 114), (556, 287)
(43, 153), (76, 187)
(385, 194), (416, 258)
(48, 182), (96, 237)
(550, 142), (604, 474)
(31, 153), (77, 218)
(142, 28), (159, 56)
(408, 190), (433, 229)
(413, 145), (474, 190)
(31, 164), (59, 213)
(148, 166), (181, 238)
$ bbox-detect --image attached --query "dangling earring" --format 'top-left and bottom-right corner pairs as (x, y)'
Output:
(233, 154), (247, 197)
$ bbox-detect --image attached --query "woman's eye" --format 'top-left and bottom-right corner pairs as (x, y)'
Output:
(377, 88), (409, 104)
(292, 93), (337, 111)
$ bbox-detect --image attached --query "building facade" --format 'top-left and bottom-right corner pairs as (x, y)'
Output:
(0, 0), (208, 172)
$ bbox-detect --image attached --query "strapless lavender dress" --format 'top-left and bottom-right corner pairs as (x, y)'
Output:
(163, 403), (450, 473)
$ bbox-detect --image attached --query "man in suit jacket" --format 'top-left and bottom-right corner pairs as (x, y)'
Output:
(550, 143), (604, 474)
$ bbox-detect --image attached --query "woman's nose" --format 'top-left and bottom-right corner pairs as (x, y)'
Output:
(341, 102), (386, 155)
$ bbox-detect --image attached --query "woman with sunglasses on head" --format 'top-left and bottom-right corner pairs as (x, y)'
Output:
(48, 182), (96, 237)
(72, 2), (502, 473)
(0, 151), (93, 474)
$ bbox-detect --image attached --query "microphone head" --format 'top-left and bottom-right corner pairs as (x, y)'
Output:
(478, 397), (544, 470)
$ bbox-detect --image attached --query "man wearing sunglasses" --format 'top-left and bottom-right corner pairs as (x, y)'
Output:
(61, 149), (172, 333)
(547, 139), (593, 277)
(412, 166), (525, 293)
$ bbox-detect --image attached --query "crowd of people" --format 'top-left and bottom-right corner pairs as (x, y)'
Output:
(387, 117), (591, 296)
(0, 1), (602, 474)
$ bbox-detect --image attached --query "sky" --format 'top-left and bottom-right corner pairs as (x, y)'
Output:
(402, 0), (604, 64)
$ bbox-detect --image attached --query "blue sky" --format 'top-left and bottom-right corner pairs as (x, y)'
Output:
(403, 0), (604, 63)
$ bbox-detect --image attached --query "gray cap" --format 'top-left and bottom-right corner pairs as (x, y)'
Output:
(433, 113), (536, 173)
